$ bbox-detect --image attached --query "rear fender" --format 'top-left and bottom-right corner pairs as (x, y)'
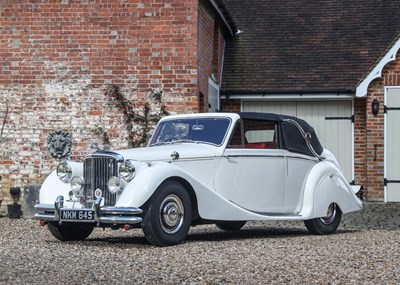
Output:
(301, 161), (362, 219)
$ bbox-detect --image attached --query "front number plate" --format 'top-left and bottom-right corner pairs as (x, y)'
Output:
(60, 210), (94, 222)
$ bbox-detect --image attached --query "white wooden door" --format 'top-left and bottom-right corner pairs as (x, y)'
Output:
(243, 101), (353, 182)
(385, 87), (400, 201)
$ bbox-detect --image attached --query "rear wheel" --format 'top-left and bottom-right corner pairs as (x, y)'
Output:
(142, 181), (192, 246)
(216, 221), (246, 231)
(47, 222), (94, 241)
(304, 203), (342, 235)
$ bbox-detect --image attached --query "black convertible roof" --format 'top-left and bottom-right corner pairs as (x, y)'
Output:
(239, 112), (302, 123)
(238, 112), (323, 157)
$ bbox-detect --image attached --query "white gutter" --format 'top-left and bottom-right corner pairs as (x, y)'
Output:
(356, 37), (400, 97)
(221, 93), (356, 101)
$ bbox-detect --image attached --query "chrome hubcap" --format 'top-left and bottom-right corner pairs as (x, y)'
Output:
(159, 194), (184, 234)
(320, 203), (337, 225)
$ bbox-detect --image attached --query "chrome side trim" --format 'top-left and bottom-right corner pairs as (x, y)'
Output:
(226, 154), (285, 158)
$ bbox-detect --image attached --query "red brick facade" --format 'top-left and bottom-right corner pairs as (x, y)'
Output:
(0, 0), (228, 204)
(353, 98), (367, 193)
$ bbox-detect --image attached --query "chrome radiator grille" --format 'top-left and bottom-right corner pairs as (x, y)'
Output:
(84, 155), (118, 206)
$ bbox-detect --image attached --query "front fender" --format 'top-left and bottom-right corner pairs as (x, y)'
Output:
(301, 161), (362, 219)
(39, 171), (72, 204)
(38, 161), (83, 204)
(116, 162), (198, 208)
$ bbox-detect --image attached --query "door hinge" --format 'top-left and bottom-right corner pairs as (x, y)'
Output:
(325, 115), (354, 123)
(384, 106), (400, 113)
(384, 178), (400, 186)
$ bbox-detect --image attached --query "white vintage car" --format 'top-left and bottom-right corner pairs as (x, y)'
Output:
(35, 112), (362, 246)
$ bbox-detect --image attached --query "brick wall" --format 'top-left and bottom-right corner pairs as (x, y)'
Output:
(365, 56), (400, 200)
(197, 0), (227, 112)
(353, 98), (367, 192)
(0, 0), (204, 207)
(198, 0), (215, 110)
(221, 99), (241, 112)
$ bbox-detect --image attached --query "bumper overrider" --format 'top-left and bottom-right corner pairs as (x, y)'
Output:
(34, 195), (143, 226)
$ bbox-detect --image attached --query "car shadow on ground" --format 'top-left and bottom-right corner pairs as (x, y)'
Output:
(187, 226), (308, 242)
(186, 226), (359, 243)
(72, 225), (360, 248)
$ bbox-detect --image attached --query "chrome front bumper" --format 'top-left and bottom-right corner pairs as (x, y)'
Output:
(34, 195), (143, 225)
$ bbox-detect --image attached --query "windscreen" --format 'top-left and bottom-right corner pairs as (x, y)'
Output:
(150, 118), (231, 146)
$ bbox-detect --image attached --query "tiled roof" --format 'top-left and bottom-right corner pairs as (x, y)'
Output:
(221, 0), (400, 95)
(210, 0), (238, 36)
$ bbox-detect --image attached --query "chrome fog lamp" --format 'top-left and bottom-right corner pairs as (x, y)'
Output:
(108, 176), (123, 194)
(70, 176), (83, 196)
(119, 160), (136, 181)
(57, 162), (73, 183)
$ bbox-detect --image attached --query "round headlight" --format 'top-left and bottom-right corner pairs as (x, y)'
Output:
(119, 160), (135, 181)
(108, 176), (122, 194)
(70, 176), (83, 197)
(57, 162), (72, 183)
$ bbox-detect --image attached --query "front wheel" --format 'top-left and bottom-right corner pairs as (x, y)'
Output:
(142, 180), (192, 246)
(47, 222), (94, 241)
(304, 203), (342, 235)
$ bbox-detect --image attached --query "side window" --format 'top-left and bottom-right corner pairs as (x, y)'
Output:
(228, 121), (244, 148)
(243, 120), (278, 149)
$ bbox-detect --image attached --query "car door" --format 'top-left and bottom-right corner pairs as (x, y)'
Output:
(215, 149), (286, 213)
(214, 119), (287, 213)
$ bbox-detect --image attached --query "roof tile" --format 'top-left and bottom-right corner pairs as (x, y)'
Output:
(221, 0), (400, 94)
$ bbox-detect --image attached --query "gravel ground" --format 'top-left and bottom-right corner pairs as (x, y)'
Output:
(0, 203), (400, 284)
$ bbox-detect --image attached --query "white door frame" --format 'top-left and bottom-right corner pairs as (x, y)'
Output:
(208, 76), (220, 112)
(384, 86), (400, 202)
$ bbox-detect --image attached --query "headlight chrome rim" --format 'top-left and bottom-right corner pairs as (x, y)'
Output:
(57, 162), (73, 183)
(70, 176), (84, 197)
(119, 160), (136, 181)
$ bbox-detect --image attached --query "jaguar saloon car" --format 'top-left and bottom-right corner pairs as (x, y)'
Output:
(35, 112), (362, 246)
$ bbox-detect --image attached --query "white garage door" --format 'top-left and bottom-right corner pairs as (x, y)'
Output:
(385, 87), (400, 202)
(243, 101), (353, 182)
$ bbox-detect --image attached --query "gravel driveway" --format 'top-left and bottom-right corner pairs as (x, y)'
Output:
(0, 203), (399, 284)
